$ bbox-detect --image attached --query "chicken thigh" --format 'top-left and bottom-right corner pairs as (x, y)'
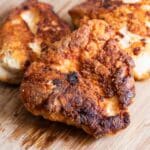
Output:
(69, 0), (150, 80)
(0, 0), (70, 84)
(21, 20), (135, 138)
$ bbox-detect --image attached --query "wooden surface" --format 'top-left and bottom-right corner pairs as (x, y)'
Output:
(0, 0), (150, 150)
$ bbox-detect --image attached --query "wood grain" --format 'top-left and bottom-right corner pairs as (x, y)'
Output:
(0, 0), (150, 150)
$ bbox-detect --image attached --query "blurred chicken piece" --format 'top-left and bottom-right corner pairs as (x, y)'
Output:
(69, 0), (150, 80)
(0, 0), (70, 84)
(21, 20), (135, 138)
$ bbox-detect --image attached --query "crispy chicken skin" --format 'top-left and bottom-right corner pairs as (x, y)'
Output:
(20, 20), (135, 138)
(69, 0), (150, 80)
(0, 0), (70, 84)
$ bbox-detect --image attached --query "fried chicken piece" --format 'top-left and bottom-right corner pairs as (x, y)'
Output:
(20, 20), (135, 138)
(0, 0), (70, 84)
(69, 0), (150, 80)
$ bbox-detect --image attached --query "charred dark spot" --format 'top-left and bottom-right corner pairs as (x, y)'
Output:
(123, 113), (130, 125)
(53, 79), (61, 86)
(24, 60), (30, 68)
(133, 47), (141, 55)
(67, 72), (79, 85)
(13, 112), (19, 117)
(41, 43), (49, 52)
(23, 5), (29, 10)
(110, 116), (122, 130)
(102, 1), (122, 9)
(103, 39), (119, 52)
(116, 31), (124, 38)
(102, 1), (112, 9)
(99, 17), (105, 20)
(99, 119), (110, 129)
(42, 66), (51, 72)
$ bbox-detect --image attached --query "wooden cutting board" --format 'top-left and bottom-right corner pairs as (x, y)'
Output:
(0, 0), (150, 150)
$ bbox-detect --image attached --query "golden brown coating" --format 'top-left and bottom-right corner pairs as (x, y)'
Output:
(69, 0), (150, 80)
(0, 0), (70, 84)
(20, 20), (135, 138)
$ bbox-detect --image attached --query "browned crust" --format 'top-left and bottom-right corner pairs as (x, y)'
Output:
(5, 0), (71, 47)
(18, 0), (71, 44)
(69, 0), (150, 81)
(0, 0), (70, 84)
(20, 20), (135, 138)
(69, 0), (149, 37)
